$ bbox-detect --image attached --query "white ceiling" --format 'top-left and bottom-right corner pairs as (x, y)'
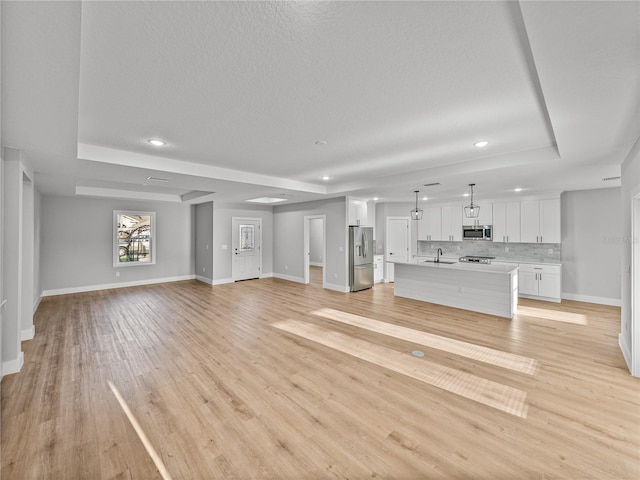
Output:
(2, 1), (638, 206)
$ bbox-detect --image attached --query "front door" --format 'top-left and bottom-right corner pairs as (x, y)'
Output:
(232, 218), (261, 281)
(386, 217), (410, 282)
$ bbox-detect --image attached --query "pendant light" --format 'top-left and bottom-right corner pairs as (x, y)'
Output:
(464, 183), (480, 218)
(410, 190), (423, 220)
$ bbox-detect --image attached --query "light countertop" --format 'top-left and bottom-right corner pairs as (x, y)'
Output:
(413, 255), (561, 267)
(394, 259), (519, 274)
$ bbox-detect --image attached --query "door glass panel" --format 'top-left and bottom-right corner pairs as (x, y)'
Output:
(239, 225), (255, 251)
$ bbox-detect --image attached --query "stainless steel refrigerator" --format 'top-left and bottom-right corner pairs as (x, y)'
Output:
(349, 226), (374, 292)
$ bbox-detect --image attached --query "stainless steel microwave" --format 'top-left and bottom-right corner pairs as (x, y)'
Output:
(462, 225), (492, 241)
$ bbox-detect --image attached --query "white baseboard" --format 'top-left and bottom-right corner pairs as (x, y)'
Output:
(273, 273), (305, 284)
(42, 275), (196, 297)
(212, 277), (234, 286)
(21, 325), (35, 341)
(309, 262), (323, 267)
(2, 351), (24, 377)
(619, 333), (632, 375)
(195, 275), (214, 285)
(562, 292), (622, 307)
(260, 272), (274, 279)
(33, 294), (42, 314)
(324, 282), (349, 293)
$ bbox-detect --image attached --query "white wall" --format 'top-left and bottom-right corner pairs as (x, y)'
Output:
(40, 196), (195, 294)
(2, 150), (24, 373)
(0, 6), (4, 376)
(620, 136), (640, 373)
(211, 203), (273, 283)
(273, 197), (347, 290)
(309, 218), (324, 266)
(561, 188), (622, 304)
(21, 172), (34, 339)
(33, 187), (42, 309)
(195, 201), (214, 283)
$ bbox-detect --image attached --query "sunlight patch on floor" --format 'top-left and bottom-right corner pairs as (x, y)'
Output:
(272, 320), (529, 418)
(517, 306), (588, 325)
(311, 308), (538, 375)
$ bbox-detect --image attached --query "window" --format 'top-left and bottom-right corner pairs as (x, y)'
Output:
(239, 224), (255, 251)
(114, 211), (156, 267)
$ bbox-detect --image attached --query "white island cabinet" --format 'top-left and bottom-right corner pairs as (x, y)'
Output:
(393, 261), (519, 318)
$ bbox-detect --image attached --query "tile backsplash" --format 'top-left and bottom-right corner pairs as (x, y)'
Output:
(417, 240), (561, 263)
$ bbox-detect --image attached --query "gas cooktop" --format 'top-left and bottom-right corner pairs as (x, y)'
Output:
(459, 255), (496, 264)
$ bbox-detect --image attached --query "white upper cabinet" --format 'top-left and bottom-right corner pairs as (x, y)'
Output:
(492, 202), (521, 243)
(520, 198), (560, 243)
(417, 207), (442, 241)
(540, 199), (561, 244)
(348, 198), (368, 226)
(441, 205), (463, 241)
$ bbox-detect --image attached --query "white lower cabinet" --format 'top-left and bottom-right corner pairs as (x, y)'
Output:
(518, 264), (561, 302)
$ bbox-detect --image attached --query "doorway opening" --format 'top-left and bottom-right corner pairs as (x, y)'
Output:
(304, 215), (326, 287)
(231, 217), (262, 282)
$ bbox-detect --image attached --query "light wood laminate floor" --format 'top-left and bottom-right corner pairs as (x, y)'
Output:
(1, 278), (638, 479)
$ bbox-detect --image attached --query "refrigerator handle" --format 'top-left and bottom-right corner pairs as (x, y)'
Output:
(363, 231), (367, 259)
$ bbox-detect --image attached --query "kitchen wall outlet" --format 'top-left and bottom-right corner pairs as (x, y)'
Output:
(285, 265), (288, 270)
(202, 267), (205, 273)
(548, 248), (553, 254)
(206, 244), (209, 250)
(339, 246), (343, 252)
(222, 244), (228, 250)
(115, 271), (120, 277)
(333, 273), (337, 279)
(456, 245), (461, 250)
(505, 247), (509, 252)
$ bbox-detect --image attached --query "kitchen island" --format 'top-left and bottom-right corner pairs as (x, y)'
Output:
(393, 260), (519, 318)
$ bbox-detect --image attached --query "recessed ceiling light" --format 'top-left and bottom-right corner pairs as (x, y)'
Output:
(146, 176), (169, 182)
(474, 141), (489, 147)
(463, 193), (470, 197)
(514, 188), (523, 192)
(246, 197), (288, 204)
(373, 197), (379, 201)
(422, 196), (428, 201)
(315, 140), (327, 145)
(147, 139), (167, 147)
(321, 175), (331, 181)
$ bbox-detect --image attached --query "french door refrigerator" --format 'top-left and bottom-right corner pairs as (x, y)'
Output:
(349, 226), (374, 292)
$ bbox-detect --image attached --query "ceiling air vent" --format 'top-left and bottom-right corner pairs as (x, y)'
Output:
(602, 176), (621, 182)
(423, 182), (441, 187)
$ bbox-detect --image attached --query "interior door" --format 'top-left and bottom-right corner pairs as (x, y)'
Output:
(232, 218), (261, 281)
(386, 217), (409, 282)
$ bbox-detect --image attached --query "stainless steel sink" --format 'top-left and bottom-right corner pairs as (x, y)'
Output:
(423, 260), (457, 264)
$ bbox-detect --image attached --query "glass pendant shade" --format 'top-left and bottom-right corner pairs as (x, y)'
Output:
(411, 190), (423, 220)
(464, 183), (480, 218)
